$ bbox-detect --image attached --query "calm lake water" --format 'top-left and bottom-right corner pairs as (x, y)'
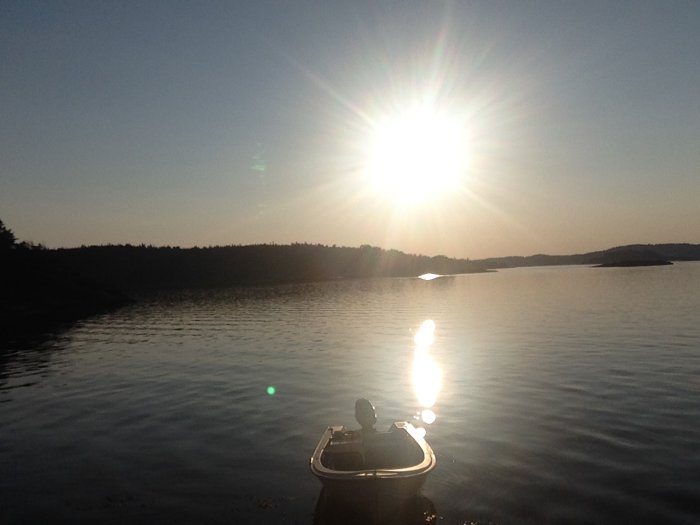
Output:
(2, 263), (700, 524)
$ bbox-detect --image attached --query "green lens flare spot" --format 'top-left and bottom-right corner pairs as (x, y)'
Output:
(266, 386), (276, 396)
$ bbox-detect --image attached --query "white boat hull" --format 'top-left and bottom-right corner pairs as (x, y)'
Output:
(309, 421), (436, 507)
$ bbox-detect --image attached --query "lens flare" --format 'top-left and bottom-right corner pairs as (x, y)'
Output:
(266, 386), (276, 396)
(421, 409), (437, 425)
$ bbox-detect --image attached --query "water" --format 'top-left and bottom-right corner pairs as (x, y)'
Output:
(2, 263), (700, 524)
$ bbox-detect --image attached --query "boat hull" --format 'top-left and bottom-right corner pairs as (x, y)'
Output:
(314, 471), (429, 504)
(309, 421), (436, 509)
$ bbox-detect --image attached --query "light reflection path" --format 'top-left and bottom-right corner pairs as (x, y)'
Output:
(412, 320), (442, 427)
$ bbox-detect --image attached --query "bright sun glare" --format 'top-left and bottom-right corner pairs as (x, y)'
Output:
(366, 104), (468, 205)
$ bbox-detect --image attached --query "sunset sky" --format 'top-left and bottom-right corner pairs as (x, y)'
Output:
(2, 1), (699, 259)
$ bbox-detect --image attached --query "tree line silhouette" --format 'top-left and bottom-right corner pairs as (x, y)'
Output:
(3, 216), (700, 336)
(1, 218), (486, 335)
(49, 243), (487, 291)
(1, 219), (131, 336)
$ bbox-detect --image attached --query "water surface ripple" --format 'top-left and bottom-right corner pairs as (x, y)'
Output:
(2, 263), (699, 523)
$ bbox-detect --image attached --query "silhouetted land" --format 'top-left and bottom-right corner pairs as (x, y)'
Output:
(475, 245), (696, 268)
(1, 246), (133, 339)
(1, 219), (131, 337)
(2, 217), (699, 335)
(1, 218), (486, 335)
(49, 243), (487, 291)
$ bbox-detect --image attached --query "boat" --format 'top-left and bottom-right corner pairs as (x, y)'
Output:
(309, 399), (436, 510)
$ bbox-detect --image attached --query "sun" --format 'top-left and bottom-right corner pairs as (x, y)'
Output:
(365, 104), (468, 205)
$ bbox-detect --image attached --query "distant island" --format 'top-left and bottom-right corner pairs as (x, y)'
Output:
(2, 217), (699, 336)
(496, 247), (675, 268)
(475, 244), (697, 268)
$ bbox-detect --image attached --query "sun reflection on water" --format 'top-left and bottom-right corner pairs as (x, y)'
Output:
(412, 320), (442, 426)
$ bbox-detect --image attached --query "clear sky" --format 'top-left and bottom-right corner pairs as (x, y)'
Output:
(2, 1), (699, 259)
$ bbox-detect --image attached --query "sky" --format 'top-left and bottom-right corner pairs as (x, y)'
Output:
(2, 1), (699, 259)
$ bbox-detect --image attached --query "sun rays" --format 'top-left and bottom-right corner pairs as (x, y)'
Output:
(364, 103), (470, 206)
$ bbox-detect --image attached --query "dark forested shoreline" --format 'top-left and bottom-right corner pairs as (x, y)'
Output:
(1, 219), (487, 336)
(1, 245), (132, 338)
(49, 243), (487, 291)
(27, 241), (700, 294)
(3, 217), (700, 336)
